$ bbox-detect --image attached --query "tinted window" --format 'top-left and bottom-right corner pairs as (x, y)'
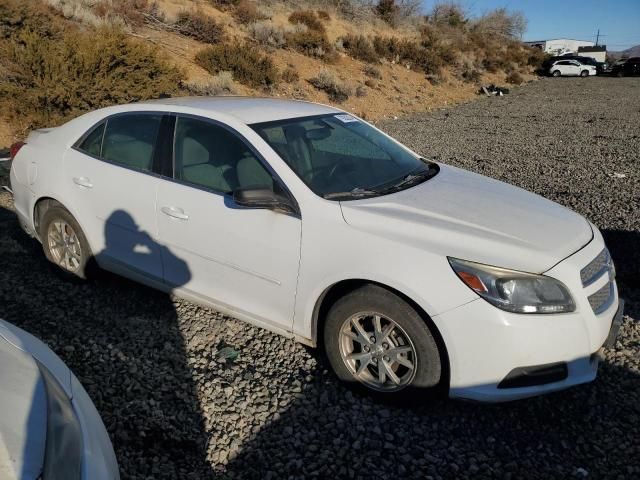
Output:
(174, 117), (273, 194)
(102, 114), (162, 172)
(78, 123), (105, 157)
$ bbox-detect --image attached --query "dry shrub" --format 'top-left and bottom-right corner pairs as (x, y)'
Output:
(317, 10), (331, 21)
(0, 27), (182, 129)
(234, 0), (263, 25)
(375, 0), (399, 25)
(363, 64), (382, 79)
(286, 28), (336, 61)
(373, 35), (446, 74)
(308, 69), (353, 102)
(282, 67), (299, 83)
(175, 10), (224, 43)
(340, 34), (379, 63)
(288, 10), (325, 33)
(505, 71), (523, 85)
(195, 43), (279, 88)
(183, 71), (236, 95)
(1, 0), (62, 38)
(247, 20), (286, 47)
(355, 85), (367, 97)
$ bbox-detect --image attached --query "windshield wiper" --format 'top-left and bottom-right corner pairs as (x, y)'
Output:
(376, 166), (438, 194)
(323, 187), (379, 200)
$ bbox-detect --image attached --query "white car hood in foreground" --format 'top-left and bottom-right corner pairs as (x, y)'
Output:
(0, 338), (47, 480)
(340, 164), (592, 273)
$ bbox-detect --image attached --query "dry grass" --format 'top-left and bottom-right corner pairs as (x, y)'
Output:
(183, 71), (237, 95)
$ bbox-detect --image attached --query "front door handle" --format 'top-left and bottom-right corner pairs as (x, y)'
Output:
(161, 206), (189, 221)
(72, 177), (93, 189)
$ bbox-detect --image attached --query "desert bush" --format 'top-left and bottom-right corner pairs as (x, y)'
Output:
(286, 28), (335, 61)
(461, 66), (481, 82)
(183, 71), (236, 95)
(175, 10), (224, 43)
(375, 0), (399, 25)
(340, 34), (379, 63)
(308, 69), (353, 102)
(317, 10), (331, 21)
(195, 43), (278, 88)
(373, 35), (446, 74)
(427, 2), (468, 27)
(355, 85), (367, 97)
(0, 27), (182, 129)
(282, 67), (299, 83)
(505, 71), (523, 85)
(472, 8), (526, 39)
(288, 10), (325, 33)
(1, 0), (63, 38)
(234, 0), (263, 24)
(363, 64), (382, 79)
(247, 20), (286, 47)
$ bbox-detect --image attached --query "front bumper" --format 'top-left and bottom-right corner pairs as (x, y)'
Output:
(434, 230), (622, 402)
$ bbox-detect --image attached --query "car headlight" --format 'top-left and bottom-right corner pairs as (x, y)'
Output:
(448, 258), (576, 314)
(37, 362), (83, 480)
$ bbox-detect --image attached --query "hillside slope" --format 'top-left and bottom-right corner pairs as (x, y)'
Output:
(0, 0), (540, 146)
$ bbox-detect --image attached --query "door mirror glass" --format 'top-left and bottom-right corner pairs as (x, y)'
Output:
(233, 187), (297, 214)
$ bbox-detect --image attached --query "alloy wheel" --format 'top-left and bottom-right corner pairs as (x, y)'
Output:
(47, 220), (82, 272)
(339, 312), (417, 392)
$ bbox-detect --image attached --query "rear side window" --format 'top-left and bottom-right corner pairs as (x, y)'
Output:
(77, 123), (105, 157)
(102, 114), (162, 172)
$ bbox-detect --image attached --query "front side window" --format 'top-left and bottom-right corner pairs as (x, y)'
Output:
(173, 117), (274, 194)
(102, 114), (163, 172)
(251, 114), (438, 200)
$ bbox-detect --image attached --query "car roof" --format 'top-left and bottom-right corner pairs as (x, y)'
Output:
(140, 96), (341, 124)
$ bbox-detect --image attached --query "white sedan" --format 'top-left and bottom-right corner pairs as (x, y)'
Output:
(549, 59), (597, 77)
(0, 319), (119, 479)
(9, 97), (623, 401)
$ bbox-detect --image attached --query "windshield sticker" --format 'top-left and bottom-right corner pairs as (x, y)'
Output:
(334, 114), (358, 123)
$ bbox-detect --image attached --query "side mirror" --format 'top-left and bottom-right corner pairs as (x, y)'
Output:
(233, 187), (298, 215)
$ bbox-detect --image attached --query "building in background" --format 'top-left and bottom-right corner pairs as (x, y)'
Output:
(524, 38), (595, 55)
(577, 45), (607, 62)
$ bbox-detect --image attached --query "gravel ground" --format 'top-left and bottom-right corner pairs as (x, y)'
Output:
(0, 76), (639, 479)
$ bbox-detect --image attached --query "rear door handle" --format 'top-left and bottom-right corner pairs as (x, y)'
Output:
(73, 177), (93, 189)
(161, 206), (189, 221)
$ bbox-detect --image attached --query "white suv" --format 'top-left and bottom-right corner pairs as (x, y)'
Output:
(550, 60), (597, 77)
(9, 97), (623, 401)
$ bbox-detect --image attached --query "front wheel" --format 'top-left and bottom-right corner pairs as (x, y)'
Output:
(323, 285), (442, 396)
(552, 70), (561, 77)
(40, 205), (93, 279)
(580, 70), (589, 77)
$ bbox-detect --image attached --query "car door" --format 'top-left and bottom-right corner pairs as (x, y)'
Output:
(64, 112), (170, 282)
(156, 115), (302, 332)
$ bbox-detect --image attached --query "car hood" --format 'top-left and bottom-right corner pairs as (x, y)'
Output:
(0, 338), (47, 480)
(340, 164), (592, 273)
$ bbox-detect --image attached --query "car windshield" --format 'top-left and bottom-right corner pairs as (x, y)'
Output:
(251, 114), (438, 200)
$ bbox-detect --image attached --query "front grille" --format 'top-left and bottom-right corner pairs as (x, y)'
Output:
(588, 281), (614, 315)
(580, 248), (611, 287)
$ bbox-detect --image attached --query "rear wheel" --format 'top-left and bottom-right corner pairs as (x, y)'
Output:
(552, 70), (561, 77)
(40, 206), (92, 279)
(580, 70), (589, 77)
(323, 285), (442, 396)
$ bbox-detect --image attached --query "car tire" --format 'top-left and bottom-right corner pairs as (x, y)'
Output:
(580, 70), (589, 77)
(323, 284), (442, 397)
(552, 70), (561, 77)
(40, 205), (93, 280)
